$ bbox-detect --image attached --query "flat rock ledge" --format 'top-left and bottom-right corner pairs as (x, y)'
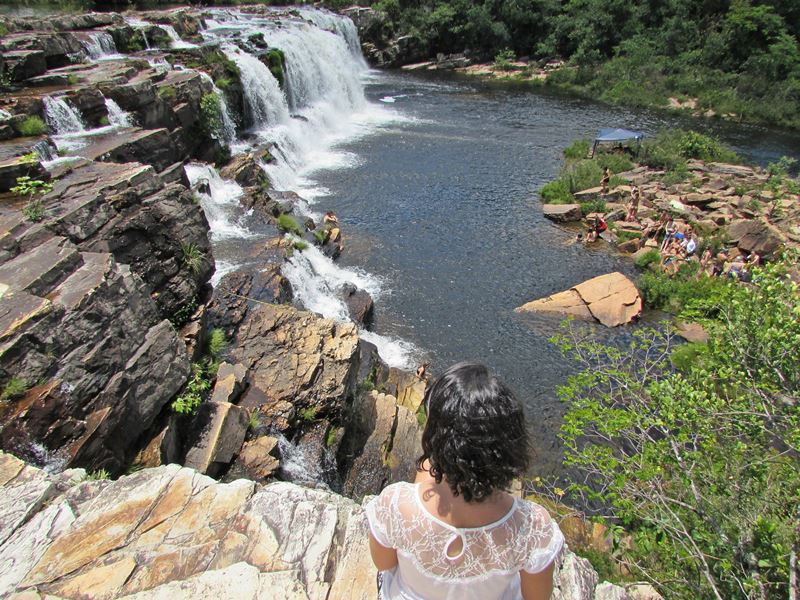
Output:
(516, 272), (642, 327)
(0, 451), (656, 600)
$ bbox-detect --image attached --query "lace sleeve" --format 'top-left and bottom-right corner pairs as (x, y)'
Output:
(364, 483), (401, 548)
(522, 506), (565, 574)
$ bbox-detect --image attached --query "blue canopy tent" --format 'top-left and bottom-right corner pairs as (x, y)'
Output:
(591, 128), (644, 157)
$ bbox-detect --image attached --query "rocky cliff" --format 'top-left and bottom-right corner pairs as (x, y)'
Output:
(0, 451), (660, 600)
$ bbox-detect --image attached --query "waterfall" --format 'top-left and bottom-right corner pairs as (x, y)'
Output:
(43, 96), (85, 135)
(194, 9), (419, 369)
(282, 244), (417, 368)
(82, 32), (119, 60)
(224, 46), (289, 130)
(32, 140), (55, 162)
(295, 8), (367, 65)
(184, 162), (255, 246)
(0, 109), (12, 121)
(104, 97), (132, 127)
(198, 72), (236, 144)
(160, 24), (198, 49)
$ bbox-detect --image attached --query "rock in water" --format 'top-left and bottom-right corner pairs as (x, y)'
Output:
(542, 203), (583, 223)
(516, 272), (642, 327)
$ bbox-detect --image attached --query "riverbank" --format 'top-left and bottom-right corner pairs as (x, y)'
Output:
(344, 4), (800, 132)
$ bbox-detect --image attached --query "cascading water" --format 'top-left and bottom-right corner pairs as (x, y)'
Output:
(195, 9), (418, 369)
(224, 46), (290, 129)
(43, 96), (85, 135)
(82, 32), (120, 60)
(32, 140), (55, 162)
(184, 162), (256, 261)
(104, 97), (132, 128)
(160, 24), (198, 49)
(294, 8), (367, 65)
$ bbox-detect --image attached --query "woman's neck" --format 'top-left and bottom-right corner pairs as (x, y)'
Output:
(418, 478), (514, 529)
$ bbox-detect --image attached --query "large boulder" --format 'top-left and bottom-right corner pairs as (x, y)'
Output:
(340, 390), (423, 501)
(516, 272), (642, 327)
(342, 283), (374, 328)
(231, 303), (360, 425)
(725, 218), (784, 258)
(183, 401), (249, 477)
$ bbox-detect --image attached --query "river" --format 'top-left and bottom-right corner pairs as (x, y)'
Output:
(288, 69), (800, 473)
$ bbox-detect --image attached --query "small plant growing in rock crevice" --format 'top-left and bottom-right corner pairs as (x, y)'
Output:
(180, 241), (205, 275)
(12, 175), (53, 222)
(16, 116), (48, 137)
(277, 213), (303, 236)
(172, 362), (211, 414)
(1, 377), (29, 402)
(86, 468), (110, 481)
(293, 240), (309, 251)
(248, 410), (261, 430)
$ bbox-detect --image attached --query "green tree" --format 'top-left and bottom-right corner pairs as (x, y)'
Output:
(555, 257), (800, 599)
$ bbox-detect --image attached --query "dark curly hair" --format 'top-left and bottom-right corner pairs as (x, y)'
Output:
(416, 362), (531, 502)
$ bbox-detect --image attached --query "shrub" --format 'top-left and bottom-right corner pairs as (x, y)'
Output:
(172, 362), (211, 414)
(277, 213), (303, 236)
(313, 229), (328, 244)
(199, 92), (223, 140)
(206, 327), (226, 359)
(540, 179), (572, 203)
(564, 139), (591, 159)
(638, 266), (733, 319)
(293, 240), (309, 251)
(633, 249), (660, 270)
(579, 199), (606, 215)
(22, 199), (45, 222)
(555, 258), (800, 599)
(493, 48), (516, 70)
(16, 116), (48, 137)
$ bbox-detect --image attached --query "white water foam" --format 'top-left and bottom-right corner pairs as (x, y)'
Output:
(160, 24), (197, 49)
(104, 97), (132, 127)
(82, 31), (123, 61)
(43, 96), (85, 135)
(184, 162), (256, 242)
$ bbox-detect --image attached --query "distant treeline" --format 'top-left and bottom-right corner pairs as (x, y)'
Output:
(329, 0), (800, 129)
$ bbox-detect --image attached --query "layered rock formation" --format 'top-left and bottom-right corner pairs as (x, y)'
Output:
(0, 451), (659, 600)
(516, 272), (643, 327)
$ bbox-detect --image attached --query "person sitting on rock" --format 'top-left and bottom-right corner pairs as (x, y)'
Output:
(416, 363), (430, 380)
(323, 211), (339, 225)
(365, 362), (564, 600)
(600, 167), (611, 195)
(585, 216), (607, 243)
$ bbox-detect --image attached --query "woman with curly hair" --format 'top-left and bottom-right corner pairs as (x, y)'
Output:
(365, 362), (564, 600)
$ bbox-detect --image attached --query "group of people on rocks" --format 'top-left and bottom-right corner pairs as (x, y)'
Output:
(582, 174), (762, 281)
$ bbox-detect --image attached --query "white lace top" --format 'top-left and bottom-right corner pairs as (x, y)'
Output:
(365, 482), (564, 600)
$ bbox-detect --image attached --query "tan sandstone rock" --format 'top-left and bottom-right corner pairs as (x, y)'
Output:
(516, 272), (641, 327)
